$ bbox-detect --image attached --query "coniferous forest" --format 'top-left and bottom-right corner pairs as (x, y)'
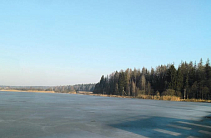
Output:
(93, 59), (211, 100)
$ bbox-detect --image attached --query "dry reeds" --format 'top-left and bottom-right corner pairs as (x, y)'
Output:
(181, 99), (211, 103)
(137, 95), (180, 101)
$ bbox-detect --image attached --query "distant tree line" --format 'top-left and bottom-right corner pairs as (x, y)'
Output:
(47, 84), (95, 93)
(93, 58), (211, 100)
(1, 84), (95, 93)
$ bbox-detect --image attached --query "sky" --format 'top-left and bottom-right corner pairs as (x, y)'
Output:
(0, 0), (211, 86)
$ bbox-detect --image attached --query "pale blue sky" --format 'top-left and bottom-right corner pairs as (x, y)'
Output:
(0, 0), (211, 86)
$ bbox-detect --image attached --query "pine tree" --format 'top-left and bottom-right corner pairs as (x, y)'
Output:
(131, 81), (136, 97)
(197, 58), (205, 99)
(100, 75), (105, 94)
(125, 69), (131, 96)
(118, 72), (126, 96)
(141, 74), (146, 94)
(167, 64), (177, 90)
(176, 67), (183, 92)
(205, 59), (211, 99)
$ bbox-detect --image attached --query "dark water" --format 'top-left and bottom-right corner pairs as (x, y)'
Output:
(0, 91), (210, 138)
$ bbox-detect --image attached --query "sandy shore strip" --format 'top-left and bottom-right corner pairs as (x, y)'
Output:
(0, 89), (55, 93)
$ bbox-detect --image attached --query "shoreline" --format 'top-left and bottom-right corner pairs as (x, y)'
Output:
(1, 90), (210, 103)
(0, 89), (55, 93)
(79, 93), (211, 103)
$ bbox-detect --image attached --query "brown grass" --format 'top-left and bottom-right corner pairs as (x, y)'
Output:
(160, 96), (180, 101)
(181, 99), (211, 103)
(137, 95), (180, 101)
(77, 91), (93, 94)
(68, 91), (77, 94)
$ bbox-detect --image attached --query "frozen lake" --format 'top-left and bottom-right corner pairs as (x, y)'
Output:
(0, 91), (211, 138)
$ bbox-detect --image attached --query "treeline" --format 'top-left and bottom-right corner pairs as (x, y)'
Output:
(73, 84), (95, 92)
(1, 84), (96, 93)
(47, 84), (95, 93)
(93, 59), (211, 100)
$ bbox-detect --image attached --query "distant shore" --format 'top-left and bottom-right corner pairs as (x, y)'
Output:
(0, 89), (55, 93)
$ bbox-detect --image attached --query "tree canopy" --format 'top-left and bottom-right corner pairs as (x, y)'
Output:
(94, 58), (211, 100)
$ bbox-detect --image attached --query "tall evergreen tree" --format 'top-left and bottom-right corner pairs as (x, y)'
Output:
(167, 64), (177, 90)
(176, 67), (183, 92)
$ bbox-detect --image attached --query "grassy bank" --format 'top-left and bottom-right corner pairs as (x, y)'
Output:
(79, 92), (211, 103)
